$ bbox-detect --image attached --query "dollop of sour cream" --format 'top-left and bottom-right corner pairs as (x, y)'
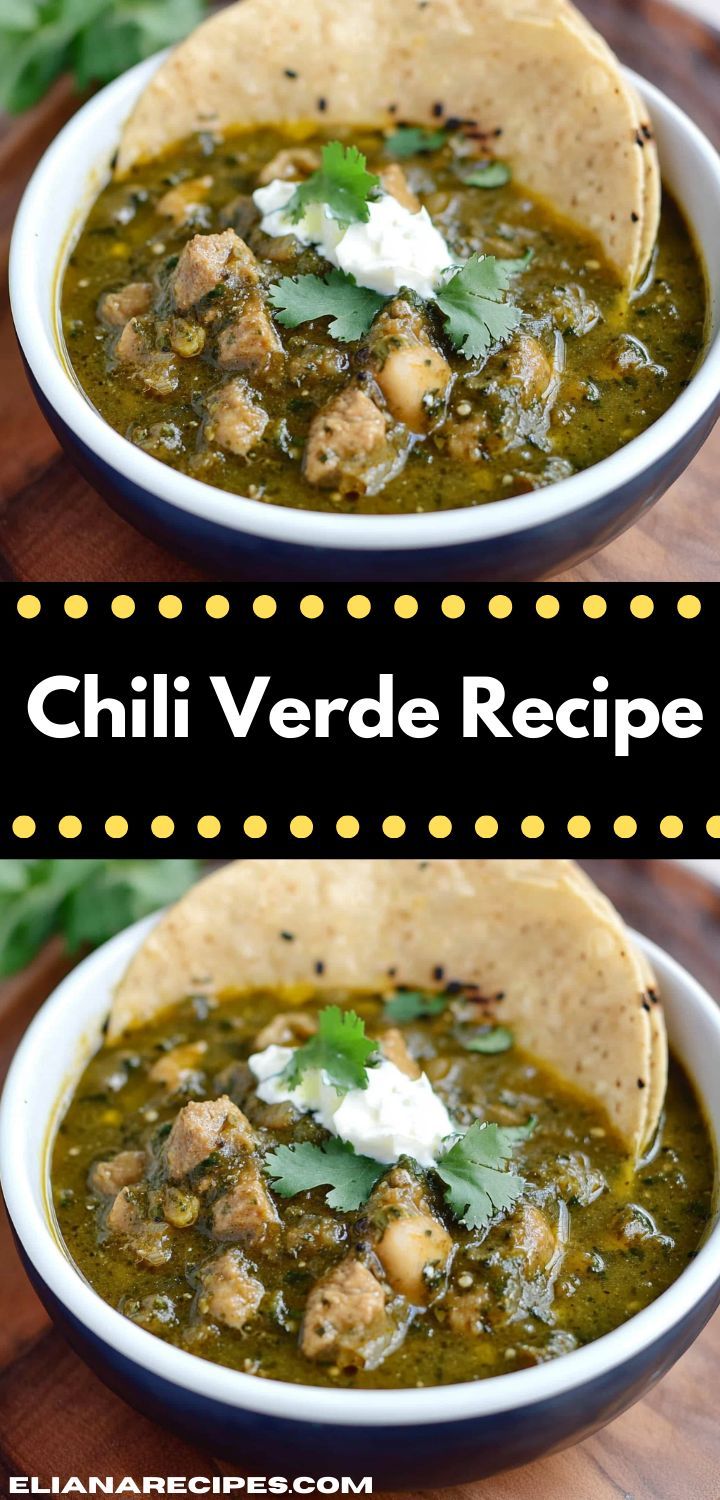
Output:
(252, 178), (454, 300)
(248, 1043), (457, 1167)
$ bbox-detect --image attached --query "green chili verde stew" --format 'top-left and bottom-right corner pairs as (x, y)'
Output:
(60, 127), (707, 515)
(52, 988), (714, 1388)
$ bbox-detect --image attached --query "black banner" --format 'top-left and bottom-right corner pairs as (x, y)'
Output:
(3, 581), (716, 855)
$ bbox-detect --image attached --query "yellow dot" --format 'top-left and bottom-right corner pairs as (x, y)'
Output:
(111, 595), (135, 619)
(395, 594), (418, 619)
(536, 595), (559, 619)
(58, 815), (82, 839)
(429, 815), (452, 838)
(197, 815), (221, 838)
(488, 595), (512, 619)
(441, 595), (465, 619)
(678, 594), (701, 619)
(253, 595), (276, 619)
(64, 594), (87, 619)
(17, 595), (40, 619)
(159, 594), (182, 619)
(336, 815), (360, 839)
(348, 594), (371, 619)
(475, 815), (498, 839)
(567, 815), (591, 839)
(706, 816), (720, 839)
(206, 595), (229, 619)
(12, 815), (35, 839)
(383, 815), (406, 839)
(290, 815), (313, 839)
(300, 595), (324, 619)
(521, 815), (544, 839)
(630, 594), (654, 619)
(583, 595), (606, 619)
(660, 815), (683, 839)
(614, 815), (637, 839)
(151, 815), (175, 839)
(244, 815), (267, 838)
(105, 815), (128, 839)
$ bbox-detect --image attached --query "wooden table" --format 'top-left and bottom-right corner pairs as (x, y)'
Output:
(0, 858), (719, 1497)
(0, 0), (718, 582)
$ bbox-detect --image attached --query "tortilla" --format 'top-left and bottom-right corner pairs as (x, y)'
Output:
(110, 858), (663, 1155)
(115, 0), (655, 285)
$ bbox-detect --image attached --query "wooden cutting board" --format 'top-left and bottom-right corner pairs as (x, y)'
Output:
(0, 0), (718, 582)
(0, 858), (719, 1498)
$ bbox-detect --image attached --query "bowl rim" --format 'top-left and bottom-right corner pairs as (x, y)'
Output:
(9, 57), (720, 554)
(1, 915), (719, 1429)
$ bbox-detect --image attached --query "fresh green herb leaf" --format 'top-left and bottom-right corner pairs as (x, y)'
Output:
(435, 1118), (534, 1230)
(0, 0), (206, 114)
(385, 125), (447, 158)
(436, 252), (522, 360)
(288, 141), (380, 228)
(268, 268), (386, 342)
(384, 991), (449, 1023)
(0, 859), (200, 975)
(264, 1138), (384, 1211)
(463, 160), (511, 189)
(462, 1026), (514, 1055)
(281, 1005), (379, 1095)
(493, 248), (533, 278)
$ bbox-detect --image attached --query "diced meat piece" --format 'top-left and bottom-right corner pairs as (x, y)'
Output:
(303, 386), (399, 495)
(107, 1185), (172, 1267)
(507, 1204), (558, 1275)
(98, 282), (154, 327)
(287, 341), (349, 387)
(445, 1282), (492, 1336)
(115, 317), (178, 396)
(211, 1160), (280, 1246)
(172, 230), (259, 311)
(503, 335), (552, 404)
(115, 317), (147, 364)
(156, 175), (213, 226)
(149, 1041), (208, 1090)
(380, 163), (420, 214)
(606, 1204), (666, 1249)
(300, 1258), (391, 1367)
(379, 1027), (420, 1079)
(89, 1150), (146, 1197)
(217, 291), (284, 376)
(369, 298), (451, 431)
(205, 379), (268, 457)
(199, 1250), (264, 1330)
(285, 1212), (347, 1254)
(366, 1166), (452, 1303)
(254, 1011), (317, 1050)
(258, 147), (320, 185)
(550, 1152), (606, 1207)
(165, 1095), (256, 1180)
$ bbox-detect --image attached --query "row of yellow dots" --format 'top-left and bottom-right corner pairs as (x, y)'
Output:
(10, 813), (715, 841)
(16, 593), (702, 622)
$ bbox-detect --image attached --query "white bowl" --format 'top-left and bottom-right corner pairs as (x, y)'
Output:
(9, 58), (720, 579)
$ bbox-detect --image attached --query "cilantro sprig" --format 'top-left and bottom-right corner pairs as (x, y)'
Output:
(288, 142), (380, 228)
(268, 269), (386, 342)
(281, 1005), (379, 1095)
(264, 1138), (384, 1211)
(436, 253), (522, 360)
(383, 991), (449, 1023)
(385, 126), (447, 158)
(435, 1118), (535, 1229)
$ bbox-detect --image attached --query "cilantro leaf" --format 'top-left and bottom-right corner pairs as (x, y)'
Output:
(384, 991), (449, 1023)
(281, 1005), (379, 1095)
(288, 141), (380, 228)
(463, 161), (511, 189)
(0, 858), (200, 975)
(268, 269), (386, 342)
(462, 1026), (514, 1054)
(493, 248), (533, 278)
(264, 1139), (384, 1211)
(436, 253), (522, 361)
(435, 1118), (534, 1230)
(385, 126), (447, 158)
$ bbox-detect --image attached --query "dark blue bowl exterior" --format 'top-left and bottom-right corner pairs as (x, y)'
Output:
(16, 1237), (720, 1487)
(26, 365), (720, 582)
